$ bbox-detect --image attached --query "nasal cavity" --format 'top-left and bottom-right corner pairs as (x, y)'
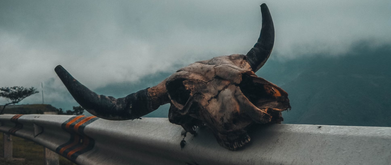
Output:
(166, 78), (190, 106)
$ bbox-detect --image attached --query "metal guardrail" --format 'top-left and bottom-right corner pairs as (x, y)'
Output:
(0, 114), (391, 165)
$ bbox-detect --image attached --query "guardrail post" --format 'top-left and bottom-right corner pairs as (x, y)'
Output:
(44, 148), (59, 165)
(3, 133), (12, 159)
(43, 112), (59, 165)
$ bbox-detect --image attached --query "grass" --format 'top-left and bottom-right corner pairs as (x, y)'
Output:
(0, 134), (75, 165)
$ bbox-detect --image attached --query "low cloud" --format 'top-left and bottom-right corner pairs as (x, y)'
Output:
(0, 0), (390, 109)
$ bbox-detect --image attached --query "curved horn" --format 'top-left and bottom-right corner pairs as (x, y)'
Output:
(54, 65), (169, 120)
(246, 3), (275, 72)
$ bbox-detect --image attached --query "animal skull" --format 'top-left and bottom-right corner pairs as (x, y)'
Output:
(55, 4), (290, 150)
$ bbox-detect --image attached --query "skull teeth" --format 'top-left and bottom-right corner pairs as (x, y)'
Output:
(192, 126), (198, 130)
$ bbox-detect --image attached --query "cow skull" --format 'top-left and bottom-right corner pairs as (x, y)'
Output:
(55, 4), (290, 151)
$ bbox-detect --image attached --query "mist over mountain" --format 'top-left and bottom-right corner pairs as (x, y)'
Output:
(260, 42), (391, 126)
(1, 1), (390, 127)
(93, 42), (391, 126)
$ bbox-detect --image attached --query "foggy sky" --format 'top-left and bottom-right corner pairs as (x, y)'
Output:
(0, 0), (390, 110)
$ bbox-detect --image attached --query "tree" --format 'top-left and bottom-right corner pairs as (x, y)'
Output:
(72, 106), (84, 115)
(0, 86), (39, 114)
(57, 106), (84, 115)
(57, 108), (64, 114)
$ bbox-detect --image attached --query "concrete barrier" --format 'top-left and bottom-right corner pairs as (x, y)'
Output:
(0, 114), (390, 165)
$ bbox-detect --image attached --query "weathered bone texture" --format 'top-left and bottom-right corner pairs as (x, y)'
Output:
(165, 54), (290, 150)
(55, 3), (290, 151)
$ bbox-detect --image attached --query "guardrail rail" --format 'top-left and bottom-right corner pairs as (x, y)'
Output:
(0, 114), (391, 165)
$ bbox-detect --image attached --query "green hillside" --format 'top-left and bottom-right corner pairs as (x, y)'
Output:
(259, 44), (391, 126)
(0, 104), (58, 114)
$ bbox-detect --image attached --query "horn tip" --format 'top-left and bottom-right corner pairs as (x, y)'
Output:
(55, 65), (64, 72)
(54, 65), (69, 78)
(260, 3), (269, 11)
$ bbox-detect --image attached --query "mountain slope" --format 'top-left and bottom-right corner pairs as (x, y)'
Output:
(259, 44), (391, 126)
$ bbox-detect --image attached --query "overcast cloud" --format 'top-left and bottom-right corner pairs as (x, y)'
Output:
(0, 0), (390, 109)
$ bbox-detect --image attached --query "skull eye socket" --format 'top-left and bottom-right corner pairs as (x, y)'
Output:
(239, 75), (273, 105)
(166, 78), (190, 106)
(239, 74), (289, 110)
